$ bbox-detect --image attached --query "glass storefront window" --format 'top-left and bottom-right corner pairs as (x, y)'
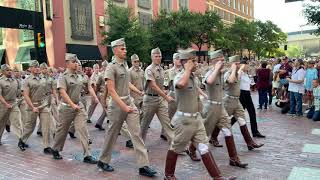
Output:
(0, 0), (40, 12)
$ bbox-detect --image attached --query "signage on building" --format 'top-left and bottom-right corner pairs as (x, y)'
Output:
(138, 0), (151, 9)
(70, 0), (94, 41)
(0, 6), (43, 30)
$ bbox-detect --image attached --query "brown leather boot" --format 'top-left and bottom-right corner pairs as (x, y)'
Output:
(225, 136), (248, 168)
(201, 152), (237, 180)
(164, 150), (178, 180)
(186, 143), (201, 161)
(209, 127), (223, 147)
(240, 125), (264, 151)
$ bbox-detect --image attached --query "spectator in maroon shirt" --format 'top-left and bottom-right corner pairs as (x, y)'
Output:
(278, 57), (293, 84)
(256, 61), (271, 110)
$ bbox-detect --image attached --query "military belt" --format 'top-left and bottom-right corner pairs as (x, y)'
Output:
(225, 94), (239, 99)
(176, 111), (198, 117)
(207, 100), (222, 105)
(146, 93), (159, 97)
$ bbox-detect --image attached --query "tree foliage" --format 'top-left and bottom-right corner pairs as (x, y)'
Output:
(304, 0), (320, 35)
(102, 1), (151, 63)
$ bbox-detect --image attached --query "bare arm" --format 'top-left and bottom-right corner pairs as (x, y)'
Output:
(149, 80), (168, 98)
(206, 68), (220, 85)
(227, 67), (237, 84)
(59, 88), (79, 109)
(175, 70), (192, 89)
(0, 95), (11, 108)
(129, 82), (143, 95)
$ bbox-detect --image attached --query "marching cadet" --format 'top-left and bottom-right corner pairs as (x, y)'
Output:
(87, 63), (100, 123)
(19, 60), (54, 154)
(48, 67), (59, 124)
(98, 38), (156, 177)
(164, 49), (236, 180)
(197, 50), (248, 168)
(0, 64), (22, 145)
(50, 54), (97, 164)
(68, 63), (97, 142)
(94, 61), (108, 131)
(212, 56), (264, 151)
(160, 53), (181, 141)
(140, 47), (174, 144)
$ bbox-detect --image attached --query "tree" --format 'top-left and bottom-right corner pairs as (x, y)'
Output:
(303, 0), (320, 34)
(252, 20), (287, 59)
(190, 11), (224, 55)
(102, 1), (151, 63)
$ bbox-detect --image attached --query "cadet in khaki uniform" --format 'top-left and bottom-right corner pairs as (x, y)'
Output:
(0, 64), (22, 145)
(97, 38), (156, 177)
(87, 64), (100, 123)
(212, 56), (264, 151)
(19, 60), (54, 154)
(160, 53), (181, 141)
(197, 50), (248, 168)
(51, 54), (97, 164)
(93, 62), (108, 131)
(164, 49), (236, 180)
(48, 67), (59, 125)
(140, 48), (174, 144)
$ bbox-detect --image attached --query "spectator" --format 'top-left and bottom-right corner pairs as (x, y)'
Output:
(278, 57), (293, 91)
(256, 61), (271, 110)
(272, 59), (282, 97)
(310, 79), (320, 121)
(275, 84), (290, 114)
(267, 64), (274, 106)
(304, 61), (318, 107)
(287, 59), (306, 116)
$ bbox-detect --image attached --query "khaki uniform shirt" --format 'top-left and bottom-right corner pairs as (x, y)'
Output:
(168, 67), (181, 91)
(0, 77), (20, 104)
(224, 70), (241, 97)
(23, 74), (51, 103)
(203, 68), (224, 102)
(129, 67), (144, 102)
(174, 71), (199, 113)
(57, 70), (83, 104)
(145, 63), (164, 95)
(104, 60), (130, 98)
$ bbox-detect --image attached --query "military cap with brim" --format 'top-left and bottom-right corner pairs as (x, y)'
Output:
(178, 48), (196, 60)
(111, 38), (125, 48)
(1, 64), (11, 71)
(208, 50), (223, 60)
(131, 54), (139, 61)
(228, 55), (241, 63)
(29, 60), (40, 67)
(40, 62), (48, 69)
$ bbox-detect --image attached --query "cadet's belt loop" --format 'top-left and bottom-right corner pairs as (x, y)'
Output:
(207, 100), (222, 105)
(176, 111), (198, 117)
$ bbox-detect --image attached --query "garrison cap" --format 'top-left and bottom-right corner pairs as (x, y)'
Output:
(101, 60), (108, 67)
(228, 55), (241, 63)
(40, 62), (48, 69)
(208, 50), (223, 60)
(173, 53), (179, 61)
(178, 48), (196, 60)
(151, 47), (162, 56)
(131, 54), (139, 61)
(1, 64), (11, 71)
(29, 60), (40, 67)
(111, 38), (125, 48)
(65, 53), (78, 61)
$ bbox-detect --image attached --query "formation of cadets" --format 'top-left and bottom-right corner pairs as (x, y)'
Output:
(0, 38), (266, 180)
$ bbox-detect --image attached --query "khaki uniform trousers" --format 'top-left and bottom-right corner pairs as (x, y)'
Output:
(52, 103), (91, 156)
(69, 96), (90, 138)
(87, 96), (98, 120)
(140, 96), (174, 143)
(99, 99), (149, 167)
(19, 100), (27, 131)
(51, 101), (59, 132)
(161, 91), (177, 136)
(96, 93), (107, 126)
(223, 97), (245, 120)
(202, 103), (231, 136)
(21, 105), (53, 148)
(0, 104), (22, 142)
(170, 114), (208, 153)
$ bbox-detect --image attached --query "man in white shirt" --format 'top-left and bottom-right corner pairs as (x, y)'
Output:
(287, 59), (306, 116)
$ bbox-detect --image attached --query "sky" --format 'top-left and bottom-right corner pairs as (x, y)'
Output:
(254, 0), (317, 33)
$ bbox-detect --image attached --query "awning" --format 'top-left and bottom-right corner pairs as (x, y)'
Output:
(15, 46), (32, 64)
(66, 44), (102, 60)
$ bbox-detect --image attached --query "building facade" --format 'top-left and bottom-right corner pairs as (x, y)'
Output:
(206, 0), (254, 25)
(287, 29), (320, 57)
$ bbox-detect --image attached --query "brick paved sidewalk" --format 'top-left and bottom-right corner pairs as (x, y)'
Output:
(0, 92), (320, 180)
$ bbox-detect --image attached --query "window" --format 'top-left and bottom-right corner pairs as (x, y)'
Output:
(238, 1), (241, 11)
(179, 0), (189, 9)
(246, 4), (248, 15)
(242, 3), (245, 13)
(233, 0), (237, 9)
(138, 0), (151, 9)
(229, 0), (233, 7)
(161, 0), (172, 12)
(139, 12), (152, 28)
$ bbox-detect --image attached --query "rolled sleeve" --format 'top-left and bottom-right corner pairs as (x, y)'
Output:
(57, 75), (67, 90)
(145, 68), (155, 81)
(105, 66), (115, 81)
